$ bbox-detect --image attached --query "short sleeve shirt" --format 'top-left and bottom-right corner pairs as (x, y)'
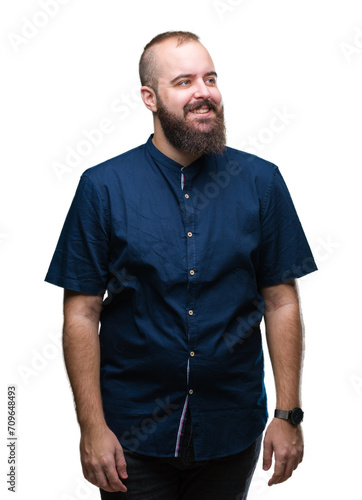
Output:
(45, 135), (317, 460)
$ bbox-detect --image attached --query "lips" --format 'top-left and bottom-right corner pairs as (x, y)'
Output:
(184, 100), (217, 116)
(190, 107), (211, 114)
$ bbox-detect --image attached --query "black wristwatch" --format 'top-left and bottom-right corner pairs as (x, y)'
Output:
(274, 407), (304, 426)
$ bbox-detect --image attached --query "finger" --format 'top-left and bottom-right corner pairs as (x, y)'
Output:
(82, 463), (114, 492)
(93, 468), (114, 492)
(299, 445), (304, 464)
(268, 457), (286, 486)
(115, 446), (128, 480)
(262, 438), (273, 471)
(293, 445), (303, 470)
(84, 458), (127, 493)
(279, 459), (295, 484)
(293, 454), (301, 470)
(104, 464), (128, 493)
(272, 452), (302, 486)
(101, 452), (128, 493)
(82, 463), (103, 489)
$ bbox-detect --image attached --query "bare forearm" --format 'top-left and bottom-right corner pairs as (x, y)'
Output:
(63, 291), (106, 431)
(265, 305), (303, 407)
(262, 281), (304, 408)
(63, 320), (106, 429)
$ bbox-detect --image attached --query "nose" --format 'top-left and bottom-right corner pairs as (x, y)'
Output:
(193, 78), (211, 99)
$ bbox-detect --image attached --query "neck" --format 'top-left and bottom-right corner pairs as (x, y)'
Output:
(152, 121), (201, 168)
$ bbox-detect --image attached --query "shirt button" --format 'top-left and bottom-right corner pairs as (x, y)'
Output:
(185, 194), (190, 199)
(187, 232), (193, 238)
(189, 389), (194, 395)
(188, 310), (194, 316)
(190, 270), (195, 276)
(190, 351), (195, 357)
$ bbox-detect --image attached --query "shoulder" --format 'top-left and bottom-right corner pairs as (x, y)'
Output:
(224, 145), (278, 179)
(80, 143), (146, 186)
(221, 146), (279, 199)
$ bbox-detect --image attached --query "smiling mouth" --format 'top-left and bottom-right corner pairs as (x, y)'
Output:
(189, 106), (212, 115)
(191, 108), (210, 114)
(184, 99), (217, 118)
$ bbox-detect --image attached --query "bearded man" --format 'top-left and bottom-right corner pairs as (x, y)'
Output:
(45, 31), (317, 499)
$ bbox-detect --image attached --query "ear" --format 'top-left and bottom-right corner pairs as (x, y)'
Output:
(141, 86), (158, 113)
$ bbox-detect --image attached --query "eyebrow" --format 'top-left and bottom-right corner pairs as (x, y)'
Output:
(170, 71), (218, 85)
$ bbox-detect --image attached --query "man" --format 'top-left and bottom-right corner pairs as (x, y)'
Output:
(45, 31), (317, 499)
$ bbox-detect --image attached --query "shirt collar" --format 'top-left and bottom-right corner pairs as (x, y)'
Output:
(145, 134), (211, 174)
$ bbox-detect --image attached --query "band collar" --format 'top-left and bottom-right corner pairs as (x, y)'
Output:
(145, 134), (209, 174)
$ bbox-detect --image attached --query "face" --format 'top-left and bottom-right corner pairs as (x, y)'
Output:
(153, 39), (226, 155)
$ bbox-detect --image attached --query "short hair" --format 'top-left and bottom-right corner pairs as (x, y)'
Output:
(139, 31), (200, 91)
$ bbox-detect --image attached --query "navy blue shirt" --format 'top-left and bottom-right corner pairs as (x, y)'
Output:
(45, 135), (317, 460)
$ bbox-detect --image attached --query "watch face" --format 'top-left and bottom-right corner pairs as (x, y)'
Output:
(291, 407), (304, 425)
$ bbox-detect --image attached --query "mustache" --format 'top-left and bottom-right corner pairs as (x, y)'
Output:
(184, 99), (218, 115)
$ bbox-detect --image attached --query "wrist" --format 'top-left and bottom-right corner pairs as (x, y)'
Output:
(274, 407), (304, 426)
(79, 415), (108, 434)
(276, 396), (301, 408)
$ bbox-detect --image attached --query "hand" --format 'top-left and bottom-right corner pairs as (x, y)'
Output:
(262, 418), (304, 486)
(80, 424), (128, 493)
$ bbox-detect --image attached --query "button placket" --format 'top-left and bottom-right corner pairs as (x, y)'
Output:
(180, 172), (198, 403)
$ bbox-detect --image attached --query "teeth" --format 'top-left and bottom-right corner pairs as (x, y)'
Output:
(192, 108), (210, 114)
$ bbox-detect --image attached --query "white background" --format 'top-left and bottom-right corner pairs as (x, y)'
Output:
(1, 0), (361, 498)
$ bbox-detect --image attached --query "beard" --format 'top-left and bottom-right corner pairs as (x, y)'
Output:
(156, 96), (226, 156)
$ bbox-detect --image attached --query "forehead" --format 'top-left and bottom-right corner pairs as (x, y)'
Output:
(154, 39), (215, 84)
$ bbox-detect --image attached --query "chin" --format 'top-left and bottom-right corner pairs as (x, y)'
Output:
(191, 121), (216, 132)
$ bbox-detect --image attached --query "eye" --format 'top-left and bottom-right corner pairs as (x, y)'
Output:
(177, 80), (191, 87)
(205, 77), (217, 86)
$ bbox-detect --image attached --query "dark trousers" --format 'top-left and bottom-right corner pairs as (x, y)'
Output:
(100, 414), (262, 500)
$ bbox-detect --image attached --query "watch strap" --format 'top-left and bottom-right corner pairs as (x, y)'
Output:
(274, 409), (290, 421)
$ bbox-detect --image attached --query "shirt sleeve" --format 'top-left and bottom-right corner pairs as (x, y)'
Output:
(257, 166), (317, 287)
(44, 174), (110, 295)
